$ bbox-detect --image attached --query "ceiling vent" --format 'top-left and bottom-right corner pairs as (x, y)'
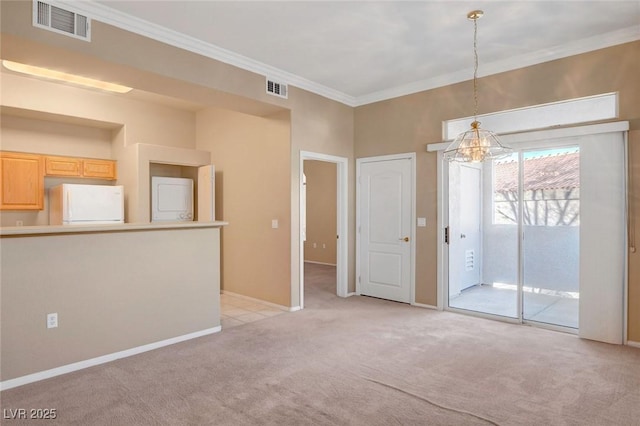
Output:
(33, 0), (91, 41)
(266, 78), (288, 99)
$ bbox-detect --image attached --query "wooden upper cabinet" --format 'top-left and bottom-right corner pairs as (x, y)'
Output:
(44, 155), (117, 180)
(45, 156), (82, 177)
(83, 158), (117, 180)
(0, 152), (45, 210)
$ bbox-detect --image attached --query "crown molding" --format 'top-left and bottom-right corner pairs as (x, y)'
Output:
(57, 0), (358, 106)
(53, 2), (639, 108)
(353, 26), (639, 107)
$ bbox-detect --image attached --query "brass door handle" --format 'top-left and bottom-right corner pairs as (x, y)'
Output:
(398, 237), (409, 242)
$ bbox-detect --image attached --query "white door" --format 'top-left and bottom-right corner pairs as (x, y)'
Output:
(358, 155), (413, 303)
(459, 165), (482, 289)
(448, 163), (482, 299)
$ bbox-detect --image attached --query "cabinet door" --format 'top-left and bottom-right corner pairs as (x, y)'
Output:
(83, 159), (117, 180)
(45, 156), (82, 177)
(0, 152), (44, 210)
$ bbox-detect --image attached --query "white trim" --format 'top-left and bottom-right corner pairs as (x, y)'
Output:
(58, 3), (639, 107)
(356, 152), (416, 304)
(59, 1), (356, 106)
(447, 306), (522, 325)
(443, 93), (618, 140)
(523, 320), (579, 336)
(289, 306), (302, 312)
(624, 131), (630, 345)
(436, 150), (446, 311)
(304, 260), (337, 267)
(438, 121), (629, 343)
(345, 292), (358, 297)
(299, 151), (349, 308)
(428, 121), (630, 152)
(627, 341), (640, 349)
(411, 302), (438, 310)
(352, 28), (638, 106)
(221, 290), (292, 312)
(0, 327), (221, 391)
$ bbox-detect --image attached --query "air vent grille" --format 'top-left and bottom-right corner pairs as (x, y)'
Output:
(266, 78), (288, 99)
(33, 1), (91, 41)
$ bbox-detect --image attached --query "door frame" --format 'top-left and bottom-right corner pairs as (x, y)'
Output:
(432, 121), (629, 340)
(299, 151), (348, 309)
(356, 152), (416, 304)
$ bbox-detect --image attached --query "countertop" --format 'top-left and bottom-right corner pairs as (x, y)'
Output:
(0, 221), (228, 237)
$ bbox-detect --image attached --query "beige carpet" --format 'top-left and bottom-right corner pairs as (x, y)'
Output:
(2, 263), (639, 425)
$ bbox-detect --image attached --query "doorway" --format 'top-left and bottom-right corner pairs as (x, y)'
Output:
(440, 124), (627, 344)
(448, 147), (580, 328)
(356, 153), (415, 303)
(299, 151), (348, 309)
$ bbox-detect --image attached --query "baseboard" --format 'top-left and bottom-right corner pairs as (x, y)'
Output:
(303, 260), (337, 267)
(221, 290), (293, 312)
(0, 326), (221, 392)
(345, 292), (357, 297)
(627, 340), (640, 348)
(411, 302), (438, 310)
(289, 306), (302, 312)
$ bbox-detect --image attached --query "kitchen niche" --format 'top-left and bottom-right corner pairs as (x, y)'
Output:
(0, 109), (120, 227)
(149, 162), (200, 220)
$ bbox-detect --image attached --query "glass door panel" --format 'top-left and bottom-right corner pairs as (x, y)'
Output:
(448, 159), (518, 318)
(522, 147), (580, 328)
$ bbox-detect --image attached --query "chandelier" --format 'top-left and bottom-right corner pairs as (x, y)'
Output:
(443, 10), (512, 163)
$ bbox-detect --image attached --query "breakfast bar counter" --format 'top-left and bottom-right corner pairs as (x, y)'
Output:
(0, 221), (227, 389)
(0, 220), (228, 236)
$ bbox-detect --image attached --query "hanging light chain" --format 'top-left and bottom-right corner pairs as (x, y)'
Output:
(472, 14), (479, 122)
(443, 10), (512, 163)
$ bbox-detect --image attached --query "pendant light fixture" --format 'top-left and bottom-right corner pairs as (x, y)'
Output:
(443, 10), (511, 163)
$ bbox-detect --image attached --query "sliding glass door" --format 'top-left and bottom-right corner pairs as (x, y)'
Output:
(448, 159), (519, 319)
(446, 127), (626, 342)
(521, 147), (580, 328)
(448, 144), (582, 330)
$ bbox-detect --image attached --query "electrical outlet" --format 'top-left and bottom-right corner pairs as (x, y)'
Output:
(271, 219), (279, 229)
(322, 243), (326, 249)
(313, 242), (317, 248)
(47, 313), (58, 329)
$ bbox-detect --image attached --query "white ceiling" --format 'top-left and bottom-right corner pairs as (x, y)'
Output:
(80, 1), (640, 106)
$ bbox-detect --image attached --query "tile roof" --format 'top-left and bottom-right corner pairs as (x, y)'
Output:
(494, 151), (579, 192)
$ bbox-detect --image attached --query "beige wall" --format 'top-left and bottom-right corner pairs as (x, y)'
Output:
(1, 73), (197, 150)
(0, 72), (202, 224)
(196, 108), (292, 306)
(0, 226), (221, 381)
(304, 160), (337, 265)
(288, 98), (355, 299)
(5, 2), (634, 338)
(0, 113), (116, 226)
(1, 0), (356, 307)
(1, 113), (113, 158)
(355, 42), (640, 338)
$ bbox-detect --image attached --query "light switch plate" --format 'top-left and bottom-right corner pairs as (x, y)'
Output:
(272, 219), (279, 229)
(47, 313), (58, 329)
(417, 217), (427, 227)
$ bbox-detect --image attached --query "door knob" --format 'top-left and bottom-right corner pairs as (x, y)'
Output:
(461, 234), (466, 239)
(398, 237), (409, 242)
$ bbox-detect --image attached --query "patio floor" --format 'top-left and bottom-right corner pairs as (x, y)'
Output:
(449, 284), (578, 329)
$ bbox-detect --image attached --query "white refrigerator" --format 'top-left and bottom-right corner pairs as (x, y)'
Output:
(49, 184), (125, 225)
